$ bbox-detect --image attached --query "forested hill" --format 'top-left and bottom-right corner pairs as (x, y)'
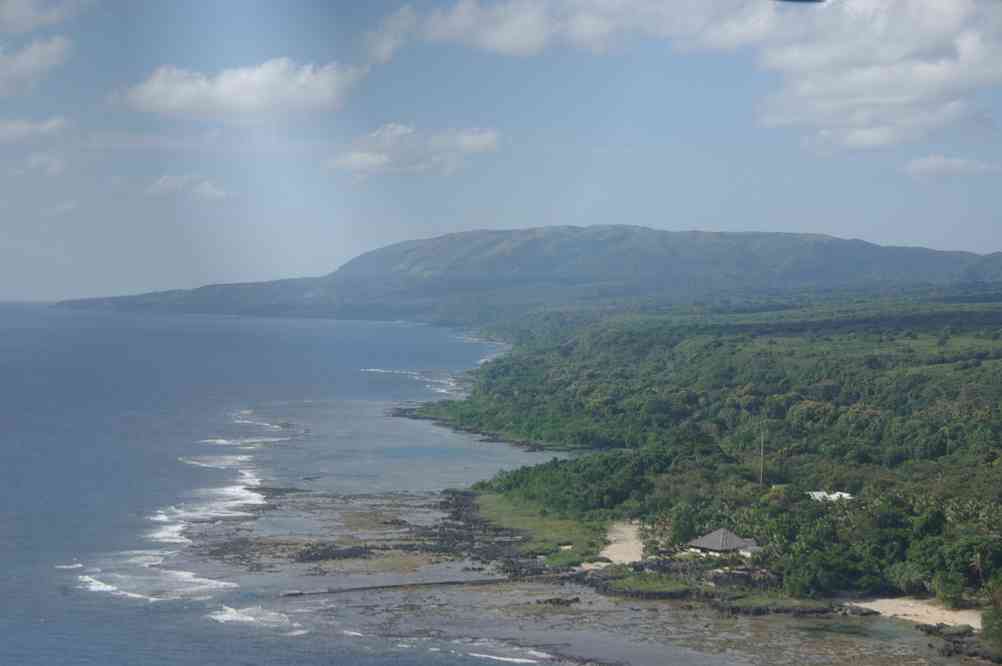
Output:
(421, 296), (1002, 601)
(60, 226), (1002, 323)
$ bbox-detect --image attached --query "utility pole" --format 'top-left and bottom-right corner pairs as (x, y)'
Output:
(759, 428), (765, 486)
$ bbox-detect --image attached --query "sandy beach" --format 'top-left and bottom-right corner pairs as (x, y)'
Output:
(599, 521), (644, 565)
(850, 597), (983, 630)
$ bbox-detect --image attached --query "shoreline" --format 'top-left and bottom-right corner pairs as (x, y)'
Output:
(389, 404), (553, 452)
(378, 349), (994, 663)
(849, 597), (983, 630)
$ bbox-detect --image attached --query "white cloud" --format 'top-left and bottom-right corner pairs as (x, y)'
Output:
(125, 58), (367, 120)
(904, 155), (1000, 180)
(366, 5), (418, 64)
(0, 115), (65, 142)
(330, 123), (499, 177)
(21, 150), (65, 175)
(330, 151), (392, 174)
(0, 0), (85, 33)
(0, 35), (70, 94)
(40, 199), (75, 216)
(146, 173), (197, 196)
(146, 174), (229, 200)
(190, 180), (228, 200)
(425, 0), (552, 56)
(377, 0), (1002, 149)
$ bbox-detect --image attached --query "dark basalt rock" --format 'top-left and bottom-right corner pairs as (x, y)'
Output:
(536, 596), (581, 607)
(837, 605), (880, 617)
(295, 544), (371, 562)
(917, 623), (976, 639)
(915, 622), (1002, 663)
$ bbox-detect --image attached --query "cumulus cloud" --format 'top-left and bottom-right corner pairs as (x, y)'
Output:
(17, 150), (65, 175)
(40, 199), (75, 216)
(190, 180), (228, 200)
(425, 0), (552, 56)
(146, 174), (229, 200)
(125, 58), (367, 120)
(0, 115), (65, 142)
(0, 0), (86, 33)
(366, 5), (419, 64)
(374, 0), (1002, 149)
(904, 155), (1000, 180)
(0, 35), (70, 94)
(330, 123), (499, 177)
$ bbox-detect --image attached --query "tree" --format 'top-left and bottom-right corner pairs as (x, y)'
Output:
(983, 576), (1002, 648)
(669, 502), (698, 547)
(932, 572), (966, 609)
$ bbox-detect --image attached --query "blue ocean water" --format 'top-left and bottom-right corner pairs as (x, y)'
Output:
(0, 305), (552, 665)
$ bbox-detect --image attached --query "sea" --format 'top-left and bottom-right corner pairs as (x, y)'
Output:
(0, 304), (559, 665)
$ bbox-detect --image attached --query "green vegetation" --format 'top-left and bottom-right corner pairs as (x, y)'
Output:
(723, 592), (830, 612)
(606, 573), (691, 595)
(984, 577), (1002, 647)
(475, 493), (606, 566)
(430, 294), (1002, 601)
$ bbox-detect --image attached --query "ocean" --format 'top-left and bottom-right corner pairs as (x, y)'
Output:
(0, 304), (559, 665)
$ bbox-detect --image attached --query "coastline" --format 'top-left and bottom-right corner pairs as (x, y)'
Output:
(389, 404), (552, 452)
(200, 330), (988, 664)
(387, 378), (999, 664)
(849, 597), (983, 630)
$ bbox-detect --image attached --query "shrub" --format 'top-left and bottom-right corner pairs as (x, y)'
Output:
(887, 561), (928, 595)
(932, 572), (965, 609)
(983, 609), (1002, 649)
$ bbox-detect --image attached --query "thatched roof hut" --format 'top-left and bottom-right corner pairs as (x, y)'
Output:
(687, 528), (761, 555)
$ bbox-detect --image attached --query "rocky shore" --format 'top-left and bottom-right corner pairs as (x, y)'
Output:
(178, 472), (969, 665)
(390, 404), (550, 451)
(918, 623), (1002, 663)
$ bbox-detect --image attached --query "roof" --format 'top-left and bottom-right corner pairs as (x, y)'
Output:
(808, 491), (854, 502)
(687, 528), (759, 552)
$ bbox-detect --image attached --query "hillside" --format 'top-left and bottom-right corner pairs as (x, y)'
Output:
(60, 225), (1002, 324)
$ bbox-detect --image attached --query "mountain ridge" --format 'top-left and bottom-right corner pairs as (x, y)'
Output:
(59, 225), (1002, 324)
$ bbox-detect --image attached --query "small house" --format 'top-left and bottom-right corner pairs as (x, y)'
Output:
(807, 491), (853, 502)
(686, 528), (761, 558)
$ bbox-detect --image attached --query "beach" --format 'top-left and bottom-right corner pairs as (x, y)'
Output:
(850, 598), (983, 630)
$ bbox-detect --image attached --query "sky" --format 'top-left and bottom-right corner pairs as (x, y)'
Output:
(1, 0), (1001, 300)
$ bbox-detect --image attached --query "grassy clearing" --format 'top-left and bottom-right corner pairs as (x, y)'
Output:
(476, 493), (606, 566)
(607, 573), (690, 595)
(727, 592), (830, 611)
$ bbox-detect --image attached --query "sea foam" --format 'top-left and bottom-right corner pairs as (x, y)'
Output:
(467, 655), (539, 664)
(77, 551), (238, 603)
(207, 606), (299, 630)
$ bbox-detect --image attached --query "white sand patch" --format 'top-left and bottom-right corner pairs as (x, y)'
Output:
(600, 521), (644, 564)
(850, 597), (983, 629)
(576, 521), (645, 571)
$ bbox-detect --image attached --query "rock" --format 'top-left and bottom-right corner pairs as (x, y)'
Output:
(295, 544), (371, 562)
(942, 624), (976, 639)
(916, 622), (975, 639)
(839, 605), (879, 617)
(536, 596), (581, 607)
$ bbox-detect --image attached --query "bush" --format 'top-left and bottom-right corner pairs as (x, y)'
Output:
(932, 572), (966, 609)
(983, 609), (1002, 649)
(887, 561), (929, 595)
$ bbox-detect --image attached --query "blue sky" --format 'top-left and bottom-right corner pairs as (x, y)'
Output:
(2, 0), (1001, 300)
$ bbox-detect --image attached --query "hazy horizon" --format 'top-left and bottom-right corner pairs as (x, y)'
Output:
(10, 223), (1002, 303)
(2, 1), (1001, 300)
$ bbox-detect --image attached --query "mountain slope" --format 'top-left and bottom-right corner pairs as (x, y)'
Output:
(60, 225), (1000, 323)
